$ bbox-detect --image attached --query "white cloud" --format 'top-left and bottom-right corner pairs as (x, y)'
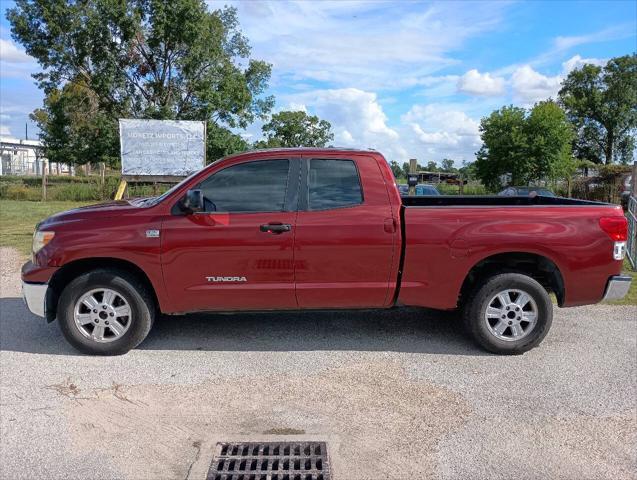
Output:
(0, 124), (11, 136)
(0, 39), (31, 63)
(562, 54), (605, 73)
(510, 65), (561, 104)
(278, 87), (407, 160)
(554, 24), (635, 51)
(457, 69), (506, 96)
(511, 55), (608, 105)
(402, 104), (481, 161)
(224, 0), (510, 89)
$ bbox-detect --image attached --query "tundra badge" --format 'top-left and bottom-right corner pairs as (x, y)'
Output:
(206, 276), (248, 282)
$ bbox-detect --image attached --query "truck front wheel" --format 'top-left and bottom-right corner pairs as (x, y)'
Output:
(57, 269), (155, 355)
(463, 273), (553, 354)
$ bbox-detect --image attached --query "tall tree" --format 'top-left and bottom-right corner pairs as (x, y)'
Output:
(7, 0), (273, 164)
(440, 159), (456, 172)
(558, 54), (637, 164)
(30, 78), (119, 167)
(254, 111), (333, 148)
(525, 101), (575, 181)
(475, 102), (574, 191)
(475, 105), (529, 190)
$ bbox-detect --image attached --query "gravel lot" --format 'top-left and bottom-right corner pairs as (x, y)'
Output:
(1, 246), (636, 480)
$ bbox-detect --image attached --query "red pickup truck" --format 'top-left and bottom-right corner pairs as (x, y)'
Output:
(22, 148), (631, 355)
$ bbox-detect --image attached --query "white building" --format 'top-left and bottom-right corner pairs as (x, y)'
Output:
(0, 136), (71, 176)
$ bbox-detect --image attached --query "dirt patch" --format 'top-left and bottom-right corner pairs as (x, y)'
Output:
(262, 427), (306, 435)
(57, 360), (471, 480)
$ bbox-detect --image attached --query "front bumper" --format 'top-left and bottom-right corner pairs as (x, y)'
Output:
(22, 281), (48, 318)
(602, 275), (632, 301)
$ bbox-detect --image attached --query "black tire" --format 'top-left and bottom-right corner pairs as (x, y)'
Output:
(57, 269), (155, 355)
(463, 273), (553, 354)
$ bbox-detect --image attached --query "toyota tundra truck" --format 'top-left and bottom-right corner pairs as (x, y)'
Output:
(22, 148), (632, 355)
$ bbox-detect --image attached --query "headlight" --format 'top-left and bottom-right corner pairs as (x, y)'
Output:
(32, 230), (55, 255)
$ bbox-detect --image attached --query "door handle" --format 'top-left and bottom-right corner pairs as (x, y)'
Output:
(260, 223), (292, 234)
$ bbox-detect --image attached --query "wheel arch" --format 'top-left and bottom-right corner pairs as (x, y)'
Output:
(46, 257), (160, 322)
(459, 251), (565, 308)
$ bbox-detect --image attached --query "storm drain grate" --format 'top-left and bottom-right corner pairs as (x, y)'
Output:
(207, 442), (330, 480)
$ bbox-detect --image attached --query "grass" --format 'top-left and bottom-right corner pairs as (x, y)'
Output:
(1, 198), (635, 305)
(0, 200), (90, 256)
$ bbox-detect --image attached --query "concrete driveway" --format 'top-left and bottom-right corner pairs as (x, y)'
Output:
(1, 247), (635, 480)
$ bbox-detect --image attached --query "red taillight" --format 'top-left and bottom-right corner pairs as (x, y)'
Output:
(599, 216), (628, 241)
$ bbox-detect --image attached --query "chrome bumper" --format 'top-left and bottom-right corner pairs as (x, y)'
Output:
(602, 275), (632, 301)
(22, 281), (47, 318)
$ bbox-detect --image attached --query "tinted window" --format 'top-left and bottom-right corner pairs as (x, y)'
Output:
(308, 159), (363, 210)
(415, 185), (440, 196)
(196, 160), (290, 212)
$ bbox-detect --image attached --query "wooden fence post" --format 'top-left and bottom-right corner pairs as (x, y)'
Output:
(408, 158), (417, 196)
(41, 159), (47, 201)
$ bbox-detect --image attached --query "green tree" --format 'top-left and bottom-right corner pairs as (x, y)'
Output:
(475, 105), (529, 190)
(558, 54), (637, 164)
(389, 160), (404, 180)
(440, 159), (456, 172)
(254, 111), (333, 148)
(425, 161), (438, 172)
(7, 0), (273, 165)
(525, 101), (575, 181)
(475, 102), (574, 191)
(30, 79), (119, 167)
(401, 162), (410, 178)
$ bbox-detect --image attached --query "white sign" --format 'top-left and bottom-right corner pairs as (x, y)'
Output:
(119, 119), (205, 176)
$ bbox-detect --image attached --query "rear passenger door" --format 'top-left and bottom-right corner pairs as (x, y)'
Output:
(294, 155), (397, 308)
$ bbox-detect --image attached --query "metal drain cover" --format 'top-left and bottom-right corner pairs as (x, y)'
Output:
(207, 442), (330, 480)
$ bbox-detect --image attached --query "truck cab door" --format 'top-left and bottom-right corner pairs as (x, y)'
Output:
(161, 158), (300, 312)
(293, 155), (398, 308)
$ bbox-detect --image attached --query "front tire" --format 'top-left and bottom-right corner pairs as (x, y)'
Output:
(463, 273), (553, 354)
(57, 269), (155, 355)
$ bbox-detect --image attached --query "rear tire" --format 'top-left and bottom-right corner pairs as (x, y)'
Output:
(463, 273), (552, 354)
(57, 269), (155, 355)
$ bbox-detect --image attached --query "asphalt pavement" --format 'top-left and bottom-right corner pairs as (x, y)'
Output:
(1, 247), (635, 480)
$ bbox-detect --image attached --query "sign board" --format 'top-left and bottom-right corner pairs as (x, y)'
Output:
(119, 119), (205, 177)
(407, 174), (419, 187)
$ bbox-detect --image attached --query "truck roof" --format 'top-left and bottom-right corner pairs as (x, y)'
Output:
(221, 146), (380, 161)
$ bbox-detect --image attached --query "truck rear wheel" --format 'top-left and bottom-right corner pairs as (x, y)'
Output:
(463, 273), (552, 354)
(57, 269), (155, 355)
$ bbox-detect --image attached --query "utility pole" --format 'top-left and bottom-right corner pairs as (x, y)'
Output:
(408, 158), (418, 196)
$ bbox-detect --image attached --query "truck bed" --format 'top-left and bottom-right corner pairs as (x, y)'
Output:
(401, 195), (607, 207)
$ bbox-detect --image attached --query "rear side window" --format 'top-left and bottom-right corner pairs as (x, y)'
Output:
(196, 160), (290, 212)
(308, 159), (363, 210)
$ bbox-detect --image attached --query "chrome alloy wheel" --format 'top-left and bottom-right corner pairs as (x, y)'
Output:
(73, 288), (132, 343)
(484, 289), (538, 342)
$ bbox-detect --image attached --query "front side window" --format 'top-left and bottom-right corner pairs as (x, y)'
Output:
(196, 160), (290, 212)
(308, 159), (363, 210)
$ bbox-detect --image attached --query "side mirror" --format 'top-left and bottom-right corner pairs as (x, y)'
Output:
(182, 189), (204, 213)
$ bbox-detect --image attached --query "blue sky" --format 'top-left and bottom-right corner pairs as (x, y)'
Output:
(1, 0), (635, 165)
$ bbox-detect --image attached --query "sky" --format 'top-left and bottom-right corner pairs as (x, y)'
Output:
(0, 0), (635, 166)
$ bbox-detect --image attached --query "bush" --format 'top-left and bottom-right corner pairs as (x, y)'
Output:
(436, 183), (487, 195)
(0, 175), (173, 201)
